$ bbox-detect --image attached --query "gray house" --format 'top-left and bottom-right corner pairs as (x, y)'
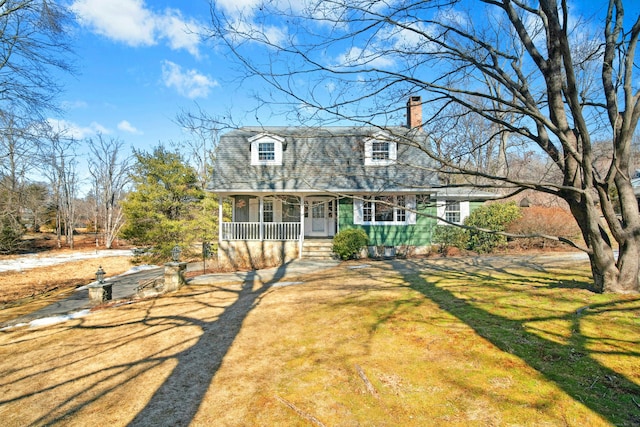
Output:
(209, 97), (493, 267)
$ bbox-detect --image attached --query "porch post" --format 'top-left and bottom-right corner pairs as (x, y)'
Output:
(259, 196), (264, 240)
(299, 195), (305, 259)
(335, 197), (339, 235)
(218, 194), (223, 242)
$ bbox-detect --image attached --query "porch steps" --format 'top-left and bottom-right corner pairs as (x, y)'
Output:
(301, 239), (335, 260)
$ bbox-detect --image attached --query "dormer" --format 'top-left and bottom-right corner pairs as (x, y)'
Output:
(249, 133), (285, 166)
(364, 131), (397, 166)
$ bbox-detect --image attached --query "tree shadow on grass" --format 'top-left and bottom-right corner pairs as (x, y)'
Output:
(125, 262), (290, 426)
(393, 259), (640, 426)
(0, 259), (293, 426)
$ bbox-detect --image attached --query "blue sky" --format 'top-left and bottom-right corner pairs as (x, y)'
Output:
(51, 0), (640, 159)
(53, 0), (253, 153)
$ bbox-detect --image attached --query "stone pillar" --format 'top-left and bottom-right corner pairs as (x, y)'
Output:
(88, 283), (112, 305)
(164, 262), (187, 292)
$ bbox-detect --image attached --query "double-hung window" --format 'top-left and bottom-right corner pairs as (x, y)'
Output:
(258, 142), (275, 161)
(263, 200), (274, 222)
(372, 141), (390, 160)
(250, 134), (284, 165)
(364, 132), (397, 165)
(444, 201), (461, 223)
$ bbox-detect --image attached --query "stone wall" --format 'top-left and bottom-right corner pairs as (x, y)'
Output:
(217, 240), (299, 269)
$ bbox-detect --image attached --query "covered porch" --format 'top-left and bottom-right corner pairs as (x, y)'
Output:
(217, 194), (337, 267)
(219, 194), (337, 241)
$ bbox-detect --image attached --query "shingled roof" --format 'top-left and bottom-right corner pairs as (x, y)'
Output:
(208, 126), (440, 194)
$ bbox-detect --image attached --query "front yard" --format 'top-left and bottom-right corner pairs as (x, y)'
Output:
(0, 255), (638, 426)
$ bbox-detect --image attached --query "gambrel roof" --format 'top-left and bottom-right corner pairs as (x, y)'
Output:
(209, 126), (440, 194)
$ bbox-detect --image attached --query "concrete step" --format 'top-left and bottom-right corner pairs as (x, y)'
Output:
(302, 239), (335, 260)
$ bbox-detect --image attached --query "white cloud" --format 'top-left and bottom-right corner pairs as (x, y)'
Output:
(117, 120), (142, 134)
(47, 119), (110, 140)
(161, 61), (218, 99)
(71, 0), (202, 56)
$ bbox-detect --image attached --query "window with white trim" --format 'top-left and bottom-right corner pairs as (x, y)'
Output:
(372, 141), (390, 160)
(250, 134), (284, 165)
(258, 142), (275, 161)
(263, 200), (274, 222)
(445, 201), (460, 223)
(436, 199), (470, 225)
(364, 132), (397, 166)
(355, 195), (416, 225)
(396, 195), (406, 222)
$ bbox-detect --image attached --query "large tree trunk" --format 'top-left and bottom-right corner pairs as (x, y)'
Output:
(568, 194), (640, 293)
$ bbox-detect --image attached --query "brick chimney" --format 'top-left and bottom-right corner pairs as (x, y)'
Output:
(406, 96), (422, 129)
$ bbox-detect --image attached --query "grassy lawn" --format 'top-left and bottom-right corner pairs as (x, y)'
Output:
(0, 256), (638, 426)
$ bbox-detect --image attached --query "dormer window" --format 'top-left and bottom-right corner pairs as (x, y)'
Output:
(258, 142), (275, 161)
(250, 133), (284, 165)
(364, 132), (397, 166)
(372, 141), (390, 160)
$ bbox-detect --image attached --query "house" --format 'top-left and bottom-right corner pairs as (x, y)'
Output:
(209, 97), (494, 267)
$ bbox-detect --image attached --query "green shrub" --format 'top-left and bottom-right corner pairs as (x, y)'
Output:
(464, 202), (521, 253)
(333, 229), (369, 260)
(432, 225), (468, 254)
(0, 216), (24, 254)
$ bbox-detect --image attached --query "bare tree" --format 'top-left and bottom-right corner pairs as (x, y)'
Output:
(0, 0), (74, 121)
(43, 129), (78, 249)
(209, 0), (640, 293)
(174, 106), (235, 189)
(87, 134), (131, 249)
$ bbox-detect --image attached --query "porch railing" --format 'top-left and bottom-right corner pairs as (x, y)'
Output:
(222, 222), (301, 241)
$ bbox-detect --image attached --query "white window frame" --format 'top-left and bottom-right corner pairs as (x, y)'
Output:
(437, 199), (470, 225)
(250, 133), (284, 166)
(258, 142), (275, 161)
(354, 195), (416, 225)
(364, 132), (397, 166)
(263, 200), (274, 223)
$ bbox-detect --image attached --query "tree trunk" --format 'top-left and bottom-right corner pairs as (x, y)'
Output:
(568, 197), (640, 293)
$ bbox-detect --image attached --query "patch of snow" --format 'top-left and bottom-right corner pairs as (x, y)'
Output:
(1, 309), (93, 330)
(0, 250), (132, 273)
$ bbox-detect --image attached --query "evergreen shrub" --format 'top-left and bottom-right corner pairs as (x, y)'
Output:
(332, 229), (368, 260)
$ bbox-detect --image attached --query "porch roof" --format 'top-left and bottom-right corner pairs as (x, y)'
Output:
(209, 126), (439, 194)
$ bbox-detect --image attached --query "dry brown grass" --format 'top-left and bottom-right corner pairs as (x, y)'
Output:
(0, 257), (638, 426)
(0, 256), (133, 306)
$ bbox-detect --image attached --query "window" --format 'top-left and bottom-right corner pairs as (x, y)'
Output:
(258, 142), (275, 161)
(396, 195), (406, 222)
(374, 196), (394, 221)
(363, 198), (373, 222)
(364, 132), (397, 165)
(372, 141), (390, 160)
(250, 134), (284, 165)
(445, 201), (460, 223)
(263, 200), (274, 222)
(356, 195), (415, 225)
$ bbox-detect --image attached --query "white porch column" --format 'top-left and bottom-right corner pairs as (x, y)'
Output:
(299, 195), (305, 259)
(218, 194), (223, 242)
(335, 197), (339, 235)
(259, 196), (264, 240)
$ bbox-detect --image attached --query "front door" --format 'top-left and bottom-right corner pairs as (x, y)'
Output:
(305, 197), (336, 237)
(311, 201), (326, 233)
